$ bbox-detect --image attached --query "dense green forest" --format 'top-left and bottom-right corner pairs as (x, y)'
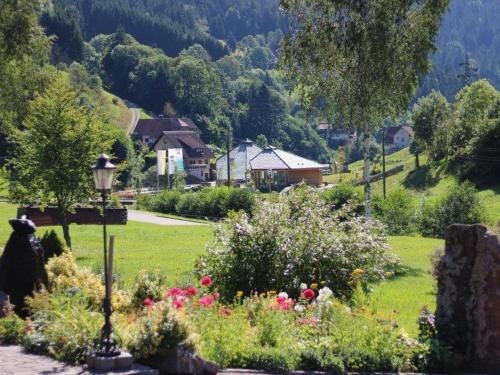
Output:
(36, 0), (500, 164)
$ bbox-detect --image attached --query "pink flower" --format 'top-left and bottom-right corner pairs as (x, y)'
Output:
(201, 276), (212, 287)
(213, 291), (220, 300)
(298, 317), (321, 326)
(199, 295), (214, 307)
(143, 297), (153, 307)
(166, 287), (185, 297)
(276, 296), (286, 304)
(302, 289), (315, 300)
(185, 287), (198, 296)
(173, 296), (186, 309)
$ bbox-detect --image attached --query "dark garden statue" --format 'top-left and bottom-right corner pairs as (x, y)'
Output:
(0, 217), (48, 317)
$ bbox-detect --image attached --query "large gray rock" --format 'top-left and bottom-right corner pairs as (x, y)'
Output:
(152, 348), (219, 375)
(436, 224), (500, 372)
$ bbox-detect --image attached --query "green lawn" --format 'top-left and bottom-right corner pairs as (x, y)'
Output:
(0, 201), (441, 335)
(371, 236), (443, 336)
(0, 202), (214, 286)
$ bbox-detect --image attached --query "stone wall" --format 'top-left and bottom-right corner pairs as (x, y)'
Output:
(435, 224), (500, 372)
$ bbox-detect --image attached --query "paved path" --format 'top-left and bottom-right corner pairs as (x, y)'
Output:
(128, 209), (207, 226)
(123, 100), (140, 135)
(0, 346), (157, 374)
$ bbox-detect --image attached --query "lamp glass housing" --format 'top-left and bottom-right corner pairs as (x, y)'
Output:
(92, 154), (116, 192)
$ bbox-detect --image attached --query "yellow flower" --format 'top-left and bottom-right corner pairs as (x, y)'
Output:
(352, 268), (364, 277)
(310, 283), (318, 289)
(268, 290), (277, 296)
(236, 291), (244, 298)
(320, 280), (327, 285)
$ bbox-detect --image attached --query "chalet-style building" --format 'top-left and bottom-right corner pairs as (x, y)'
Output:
(249, 146), (329, 189)
(132, 118), (200, 147)
(153, 131), (213, 184)
(216, 139), (262, 185)
(385, 126), (414, 150)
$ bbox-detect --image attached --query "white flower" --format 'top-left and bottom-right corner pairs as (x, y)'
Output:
(317, 287), (333, 302)
(294, 304), (305, 312)
(300, 283), (307, 290)
(278, 292), (288, 299)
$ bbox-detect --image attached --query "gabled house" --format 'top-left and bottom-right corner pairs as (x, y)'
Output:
(216, 139), (263, 184)
(385, 126), (414, 150)
(133, 118), (200, 147)
(317, 119), (357, 145)
(249, 146), (329, 189)
(153, 131), (213, 184)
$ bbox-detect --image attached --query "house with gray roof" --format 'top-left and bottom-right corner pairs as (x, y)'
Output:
(216, 139), (262, 184)
(249, 146), (329, 189)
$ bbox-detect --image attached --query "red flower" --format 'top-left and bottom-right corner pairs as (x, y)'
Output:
(143, 297), (154, 307)
(199, 295), (214, 307)
(201, 276), (212, 287)
(298, 317), (320, 326)
(166, 287), (185, 297)
(185, 287), (198, 296)
(220, 308), (232, 317)
(302, 289), (315, 300)
(173, 296), (186, 309)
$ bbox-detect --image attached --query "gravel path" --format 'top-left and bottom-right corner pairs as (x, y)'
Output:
(127, 209), (206, 226)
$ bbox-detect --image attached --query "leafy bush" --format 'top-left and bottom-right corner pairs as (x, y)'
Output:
(372, 188), (418, 235)
(23, 292), (102, 364)
(321, 183), (360, 209)
(419, 181), (485, 238)
(126, 302), (196, 362)
(40, 230), (66, 262)
(131, 270), (167, 307)
(176, 191), (204, 216)
(135, 194), (155, 211)
(154, 190), (181, 213)
(197, 187), (398, 301)
(0, 314), (26, 345)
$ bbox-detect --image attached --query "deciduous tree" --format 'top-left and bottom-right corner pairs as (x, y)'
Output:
(280, 0), (449, 216)
(10, 78), (113, 248)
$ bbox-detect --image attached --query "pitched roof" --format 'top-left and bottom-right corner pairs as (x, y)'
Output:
(155, 131), (213, 158)
(385, 125), (414, 143)
(133, 118), (200, 140)
(216, 139), (262, 181)
(249, 146), (328, 170)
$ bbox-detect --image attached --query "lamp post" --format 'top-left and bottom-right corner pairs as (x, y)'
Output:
(91, 154), (120, 357)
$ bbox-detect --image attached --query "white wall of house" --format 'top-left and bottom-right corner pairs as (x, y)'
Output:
(393, 129), (411, 149)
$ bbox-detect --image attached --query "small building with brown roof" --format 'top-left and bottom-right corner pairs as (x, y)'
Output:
(133, 118), (200, 147)
(249, 146), (329, 190)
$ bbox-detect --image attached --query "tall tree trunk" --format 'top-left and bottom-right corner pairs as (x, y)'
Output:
(57, 203), (72, 249)
(363, 130), (371, 218)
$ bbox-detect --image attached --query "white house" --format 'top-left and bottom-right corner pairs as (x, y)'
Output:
(385, 126), (414, 150)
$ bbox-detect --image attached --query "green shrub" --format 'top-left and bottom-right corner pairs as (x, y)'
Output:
(126, 302), (196, 363)
(243, 347), (298, 372)
(197, 187), (398, 301)
(23, 292), (101, 364)
(131, 270), (167, 307)
(108, 194), (124, 208)
(135, 194), (155, 211)
(176, 191), (204, 216)
(40, 230), (66, 262)
(153, 190), (181, 213)
(322, 183), (360, 209)
(0, 314), (26, 345)
(372, 188), (417, 235)
(419, 181), (485, 238)
(298, 348), (345, 373)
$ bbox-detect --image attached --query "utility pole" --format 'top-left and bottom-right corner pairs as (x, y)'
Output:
(382, 127), (386, 199)
(226, 127), (232, 187)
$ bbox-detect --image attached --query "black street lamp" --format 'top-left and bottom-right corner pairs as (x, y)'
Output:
(91, 154), (120, 357)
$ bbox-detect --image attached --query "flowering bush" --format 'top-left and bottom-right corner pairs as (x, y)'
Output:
(197, 187), (399, 301)
(131, 269), (167, 307)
